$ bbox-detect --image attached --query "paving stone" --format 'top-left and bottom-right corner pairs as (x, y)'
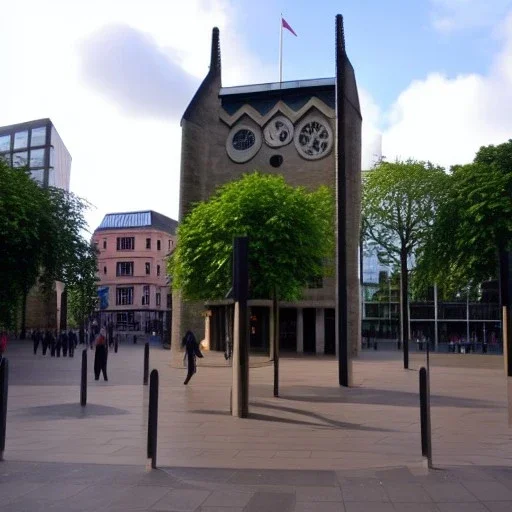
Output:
(294, 502), (346, 512)
(201, 490), (253, 508)
(244, 492), (295, 512)
(20, 482), (89, 501)
(344, 503), (395, 512)
(108, 485), (171, 509)
(423, 482), (477, 502)
(463, 481), (512, 501)
(228, 469), (337, 487)
(392, 504), (440, 512)
(295, 486), (343, 502)
(436, 503), (489, 512)
(152, 489), (211, 511)
(384, 483), (433, 502)
(483, 502), (512, 512)
(341, 481), (389, 502)
(0, 481), (44, 502)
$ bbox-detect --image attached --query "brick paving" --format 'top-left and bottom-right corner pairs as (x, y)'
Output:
(1, 339), (511, 510)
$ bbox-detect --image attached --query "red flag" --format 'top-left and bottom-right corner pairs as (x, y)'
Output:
(282, 17), (297, 37)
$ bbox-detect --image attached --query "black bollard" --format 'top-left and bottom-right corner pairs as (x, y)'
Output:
(143, 343), (149, 385)
(147, 369), (159, 468)
(114, 340), (118, 353)
(80, 349), (87, 407)
(0, 358), (9, 461)
(419, 367), (432, 464)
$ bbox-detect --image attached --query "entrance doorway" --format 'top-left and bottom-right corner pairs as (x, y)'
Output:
(303, 308), (316, 353)
(325, 308), (335, 354)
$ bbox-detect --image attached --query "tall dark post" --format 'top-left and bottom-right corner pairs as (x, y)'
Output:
(335, 14), (349, 387)
(147, 369), (159, 468)
(499, 250), (512, 377)
(143, 343), (149, 385)
(232, 236), (249, 418)
(80, 349), (87, 406)
(273, 289), (279, 397)
(401, 253), (409, 369)
(0, 358), (9, 460)
(419, 367), (432, 466)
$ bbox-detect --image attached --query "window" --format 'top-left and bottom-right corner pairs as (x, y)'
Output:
(48, 168), (55, 187)
(30, 148), (45, 167)
(30, 169), (44, 184)
(146, 238), (151, 249)
(116, 287), (133, 305)
(145, 262), (151, 275)
(166, 294), (172, 309)
(117, 237), (135, 250)
(157, 240), (161, 250)
(0, 134), (10, 152)
(1, 153), (11, 165)
(142, 285), (150, 305)
(103, 240), (107, 249)
(13, 131), (28, 149)
(31, 126), (46, 146)
(116, 262), (134, 276)
(12, 151), (28, 168)
(103, 266), (107, 275)
(156, 293), (161, 306)
(157, 265), (160, 276)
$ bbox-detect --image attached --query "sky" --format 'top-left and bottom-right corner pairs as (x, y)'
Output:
(1, 0), (512, 234)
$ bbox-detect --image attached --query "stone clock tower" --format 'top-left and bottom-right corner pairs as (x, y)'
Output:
(172, 19), (361, 365)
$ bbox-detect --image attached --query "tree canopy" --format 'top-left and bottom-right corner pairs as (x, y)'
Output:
(0, 159), (93, 329)
(416, 140), (512, 296)
(169, 172), (335, 302)
(361, 159), (448, 367)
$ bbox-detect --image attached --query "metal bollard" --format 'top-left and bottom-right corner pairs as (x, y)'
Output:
(114, 340), (118, 353)
(147, 369), (159, 468)
(419, 367), (432, 465)
(143, 343), (149, 385)
(80, 349), (87, 407)
(0, 358), (9, 461)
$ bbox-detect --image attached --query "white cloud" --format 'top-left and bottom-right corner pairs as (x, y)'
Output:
(0, 0), (272, 234)
(381, 10), (512, 168)
(430, 0), (512, 33)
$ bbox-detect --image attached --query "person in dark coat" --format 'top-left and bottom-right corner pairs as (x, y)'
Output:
(94, 328), (108, 381)
(55, 330), (62, 357)
(61, 331), (69, 357)
(43, 330), (51, 356)
(32, 329), (41, 355)
(49, 331), (56, 357)
(182, 330), (203, 385)
(68, 330), (76, 357)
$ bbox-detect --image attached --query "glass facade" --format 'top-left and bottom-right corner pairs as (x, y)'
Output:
(31, 126), (46, 146)
(0, 134), (10, 151)
(13, 130), (28, 149)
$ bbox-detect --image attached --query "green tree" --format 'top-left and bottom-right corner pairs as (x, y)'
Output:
(362, 159), (448, 368)
(67, 241), (99, 341)
(417, 141), (512, 296)
(169, 172), (335, 394)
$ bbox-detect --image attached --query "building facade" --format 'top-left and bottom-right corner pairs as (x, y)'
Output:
(0, 118), (72, 331)
(92, 211), (177, 339)
(0, 118), (71, 191)
(172, 26), (362, 357)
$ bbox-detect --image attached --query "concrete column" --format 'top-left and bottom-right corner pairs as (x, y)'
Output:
(316, 308), (325, 355)
(296, 308), (304, 353)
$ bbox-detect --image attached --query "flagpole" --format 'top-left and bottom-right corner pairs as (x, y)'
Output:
(279, 13), (283, 83)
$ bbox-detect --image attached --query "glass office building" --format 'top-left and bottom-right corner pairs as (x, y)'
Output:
(0, 118), (71, 191)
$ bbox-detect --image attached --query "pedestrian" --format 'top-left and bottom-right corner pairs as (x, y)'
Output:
(61, 330), (69, 357)
(49, 331), (56, 357)
(182, 330), (203, 385)
(32, 329), (40, 355)
(94, 327), (108, 381)
(68, 330), (76, 357)
(55, 330), (62, 357)
(0, 330), (8, 359)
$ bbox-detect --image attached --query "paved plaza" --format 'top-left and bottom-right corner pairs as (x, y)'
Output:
(1, 340), (512, 511)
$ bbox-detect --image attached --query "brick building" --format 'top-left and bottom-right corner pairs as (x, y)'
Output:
(92, 211), (177, 339)
(172, 25), (361, 357)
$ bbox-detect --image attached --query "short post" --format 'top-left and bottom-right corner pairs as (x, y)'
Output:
(0, 358), (9, 461)
(143, 343), (149, 385)
(114, 339), (118, 353)
(147, 369), (159, 469)
(419, 367), (432, 466)
(80, 349), (87, 407)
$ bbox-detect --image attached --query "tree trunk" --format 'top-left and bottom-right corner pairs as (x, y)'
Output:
(400, 248), (409, 369)
(273, 287), (280, 397)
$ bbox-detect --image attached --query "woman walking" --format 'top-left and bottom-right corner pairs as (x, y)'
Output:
(94, 328), (108, 381)
(182, 330), (203, 385)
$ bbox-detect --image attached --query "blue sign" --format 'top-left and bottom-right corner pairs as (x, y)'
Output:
(98, 286), (109, 310)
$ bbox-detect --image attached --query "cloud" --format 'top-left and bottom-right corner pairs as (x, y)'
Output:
(78, 24), (200, 120)
(382, 10), (512, 168)
(359, 88), (383, 169)
(430, 0), (512, 33)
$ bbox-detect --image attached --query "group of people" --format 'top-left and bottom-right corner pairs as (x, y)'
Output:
(30, 329), (79, 357)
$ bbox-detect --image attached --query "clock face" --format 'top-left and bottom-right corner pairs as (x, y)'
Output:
(232, 129), (256, 151)
(264, 115), (294, 147)
(294, 115), (333, 160)
(226, 124), (262, 163)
